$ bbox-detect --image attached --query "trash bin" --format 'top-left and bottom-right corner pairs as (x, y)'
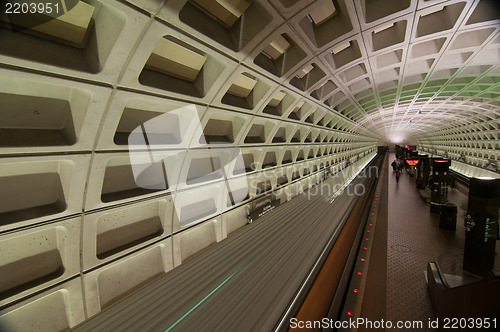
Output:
(430, 202), (441, 214)
(440, 203), (457, 230)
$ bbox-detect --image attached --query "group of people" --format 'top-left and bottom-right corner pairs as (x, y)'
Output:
(391, 159), (403, 183)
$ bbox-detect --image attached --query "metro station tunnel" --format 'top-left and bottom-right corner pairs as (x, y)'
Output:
(1, 0), (500, 331)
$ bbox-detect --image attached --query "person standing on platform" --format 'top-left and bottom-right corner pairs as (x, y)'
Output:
(395, 169), (401, 184)
(391, 160), (397, 172)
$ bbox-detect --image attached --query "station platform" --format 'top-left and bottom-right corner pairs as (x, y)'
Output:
(57, 152), (498, 331)
(360, 153), (500, 331)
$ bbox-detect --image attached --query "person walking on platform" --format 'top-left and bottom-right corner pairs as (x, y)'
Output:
(395, 169), (401, 184)
(391, 160), (397, 172)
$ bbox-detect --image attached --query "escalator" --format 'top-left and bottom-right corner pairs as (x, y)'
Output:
(427, 261), (500, 321)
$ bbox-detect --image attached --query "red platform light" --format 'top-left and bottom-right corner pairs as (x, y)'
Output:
(357, 272), (362, 275)
(353, 289), (359, 293)
(361, 258), (366, 261)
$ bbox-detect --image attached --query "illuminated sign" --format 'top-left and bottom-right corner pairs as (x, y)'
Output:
(433, 160), (449, 163)
(406, 160), (419, 166)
